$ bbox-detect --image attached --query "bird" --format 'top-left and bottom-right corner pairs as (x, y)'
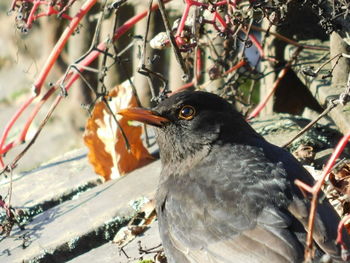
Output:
(118, 90), (350, 263)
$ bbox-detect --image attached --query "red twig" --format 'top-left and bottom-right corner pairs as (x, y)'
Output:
(26, 0), (41, 27)
(175, 59), (247, 94)
(173, 81), (195, 94)
(34, 0), (97, 94)
(0, 96), (35, 160)
(175, 2), (191, 45)
(295, 131), (350, 261)
(33, 6), (72, 21)
(18, 86), (57, 143)
(12, 0), (73, 30)
(0, 1), (170, 169)
(337, 214), (350, 249)
(223, 59), (247, 75)
(173, 0), (238, 46)
(195, 47), (202, 82)
(246, 66), (288, 120)
(0, 0), (97, 168)
(246, 47), (302, 120)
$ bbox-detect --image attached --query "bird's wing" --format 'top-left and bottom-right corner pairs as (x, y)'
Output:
(288, 196), (344, 261)
(158, 192), (304, 263)
(262, 143), (347, 261)
(157, 144), (307, 263)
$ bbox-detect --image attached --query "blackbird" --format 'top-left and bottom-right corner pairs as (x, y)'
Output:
(119, 90), (350, 263)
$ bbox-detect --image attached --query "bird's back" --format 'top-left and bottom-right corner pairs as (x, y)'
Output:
(157, 142), (309, 263)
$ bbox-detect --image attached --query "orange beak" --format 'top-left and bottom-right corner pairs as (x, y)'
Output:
(118, 107), (169, 127)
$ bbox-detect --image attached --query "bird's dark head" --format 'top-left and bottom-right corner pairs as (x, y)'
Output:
(119, 90), (259, 165)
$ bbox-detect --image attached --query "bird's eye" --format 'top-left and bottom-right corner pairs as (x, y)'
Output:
(178, 105), (196, 120)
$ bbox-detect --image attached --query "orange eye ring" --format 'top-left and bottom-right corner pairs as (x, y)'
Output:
(178, 105), (196, 120)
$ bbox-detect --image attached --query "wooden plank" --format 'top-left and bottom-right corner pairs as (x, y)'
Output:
(285, 42), (350, 134)
(68, 221), (162, 263)
(0, 148), (102, 213)
(0, 158), (161, 262)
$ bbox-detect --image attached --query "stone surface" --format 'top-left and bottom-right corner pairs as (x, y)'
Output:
(0, 159), (161, 263)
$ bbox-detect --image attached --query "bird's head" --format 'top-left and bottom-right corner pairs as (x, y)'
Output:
(119, 90), (259, 165)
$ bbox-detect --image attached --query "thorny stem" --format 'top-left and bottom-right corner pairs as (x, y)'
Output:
(60, 0), (107, 94)
(110, 6), (142, 109)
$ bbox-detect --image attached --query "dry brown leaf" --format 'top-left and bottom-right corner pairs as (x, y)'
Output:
(83, 80), (154, 180)
(329, 161), (350, 196)
(292, 144), (315, 165)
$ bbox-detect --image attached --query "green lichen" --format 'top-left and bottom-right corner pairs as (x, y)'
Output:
(252, 114), (342, 152)
(68, 236), (80, 250)
(129, 197), (150, 211)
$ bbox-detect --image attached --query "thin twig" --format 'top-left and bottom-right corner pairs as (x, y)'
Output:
(103, 98), (131, 151)
(60, 0), (107, 94)
(295, 131), (350, 261)
(314, 53), (342, 76)
(238, 18), (253, 60)
(138, 0), (158, 100)
(282, 101), (337, 148)
(7, 167), (13, 209)
(157, 0), (189, 81)
(142, 0), (153, 68)
(0, 96), (63, 176)
(250, 25), (329, 51)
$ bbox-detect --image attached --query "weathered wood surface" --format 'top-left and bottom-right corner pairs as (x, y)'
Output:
(0, 149), (161, 263)
(0, 149), (102, 212)
(286, 41), (350, 134)
(68, 221), (162, 263)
